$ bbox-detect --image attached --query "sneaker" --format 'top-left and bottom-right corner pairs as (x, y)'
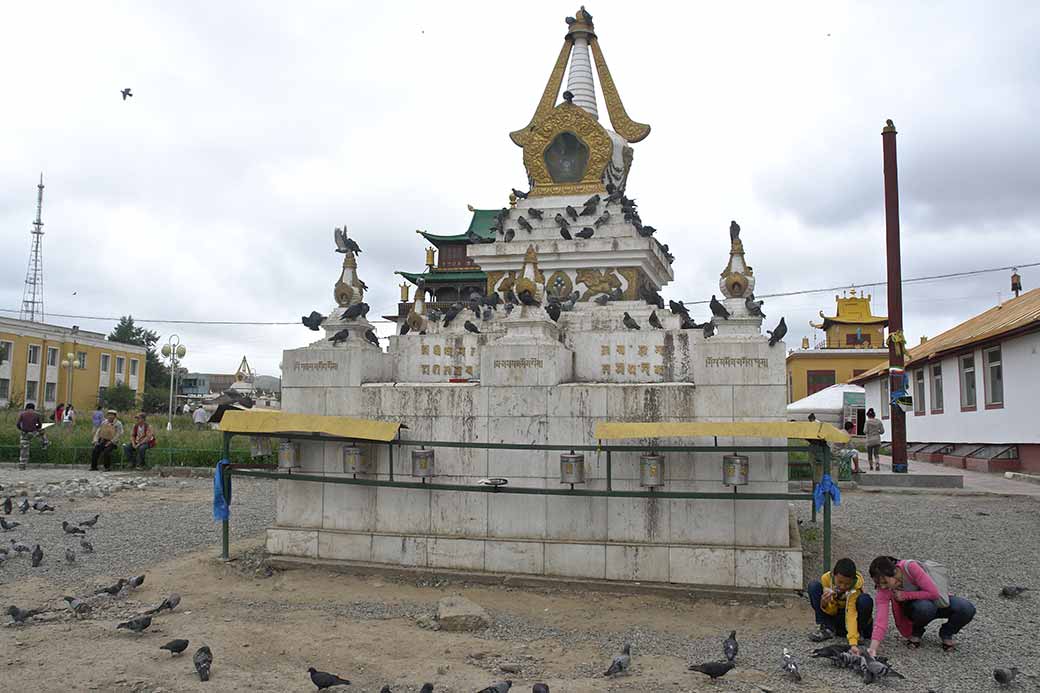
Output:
(809, 626), (835, 642)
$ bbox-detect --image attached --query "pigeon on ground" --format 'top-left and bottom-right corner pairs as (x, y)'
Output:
(1000, 586), (1030, 598)
(622, 313), (640, 330)
(532, 685), (549, 693)
(146, 593), (182, 614)
(668, 300), (689, 316)
(604, 643), (631, 676)
(545, 302), (561, 322)
(723, 630), (738, 661)
(161, 639), (190, 656)
(33, 501), (55, 512)
(330, 329), (350, 345)
(419, 684), (434, 693)
(575, 226), (594, 239)
(18, 498), (30, 514)
(65, 547), (76, 563)
(565, 205), (579, 221)
(96, 578), (127, 596)
(128, 574), (146, 590)
(862, 652), (904, 683)
(80, 538), (94, 553)
(341, 302), (367, 321)
(10, 539), (30, 553)
(994, 667), (1019, 686)
(781, 648), (801, 681)
(745, 293), (765, 317)
(811, 643), (851, 659)
(364, 329), (381, 347)
(63, 596), (92, 618)
(477, 681), (512, 693)
(464, 320), (481, 334)
(2, 497), (11, 514)
(302, 311), (325, 331)
(121, 88), (133, 100)
(767, 317), (787, 347)
(527, 208), (544, 220)
(79, 514), (100, 527)
(594, 210), (611, 228)
(689, 661), (735, 680)
(0, 517), (19, 531)
(709, 295), (730, 319)
(194, 646), (213, 681)
(31, 544), (43, 567)
(62, 520), (86, 535)
(117, 615), (152, 633)
(309, 667), (352, 689)
(648, 311), (663, 329)
(7, 605), (39, 623)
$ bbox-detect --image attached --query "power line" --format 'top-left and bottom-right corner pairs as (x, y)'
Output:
(1, 260), (1035, 325)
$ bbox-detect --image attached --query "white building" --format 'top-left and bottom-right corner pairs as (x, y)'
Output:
(852, 288), (1040, 474)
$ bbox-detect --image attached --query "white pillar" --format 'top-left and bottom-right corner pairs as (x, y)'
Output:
(566, 37), (598, 119)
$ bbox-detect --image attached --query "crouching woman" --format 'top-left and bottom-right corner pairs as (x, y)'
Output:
(866, 555), (976, 655)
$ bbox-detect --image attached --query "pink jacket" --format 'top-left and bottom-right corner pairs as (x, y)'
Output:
(871, 559), (942, 643)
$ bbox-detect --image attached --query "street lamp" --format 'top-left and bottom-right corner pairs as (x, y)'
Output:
(60, 351), (75, 415)
(161, 335), (187, 431)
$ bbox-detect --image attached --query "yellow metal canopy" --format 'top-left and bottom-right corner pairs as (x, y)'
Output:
(594, 421), (849, 443)
(219, 410), (400, 442)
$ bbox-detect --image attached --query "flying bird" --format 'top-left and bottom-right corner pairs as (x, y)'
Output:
(364, 329), (381, 347)
(309, 667), (352, 689)
(709, 295), (730, 320)
(575, 226), (594, 239)
(604, 643), (631, 677)
(121, 88), (133, 100)
(767, 317), (787, 347)
(334, 227), (362, 254)
(194, 646), (213, 682)
(464, 320), (481, 334)
(302, 311), (325, 331)
(689, 661), (735, 681)
(330, 329), (350, 345)
(161, 639), (190, 656)
(723, 630), (738, 661)
(648, 311), (663, 329)
(117, 615), (152, 633)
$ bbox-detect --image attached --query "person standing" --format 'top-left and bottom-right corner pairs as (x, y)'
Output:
(62, 404), (76, 429)
(863, 409), (885, 471)
(193, 406), (210, 430)
(182, 402), (191, 416)
(123, 413), (155, 469)
(91, 406), (104, 436)
(16, 403), (50, 470)
(54, 402), (65, 424)
(90, 409), (124, 472)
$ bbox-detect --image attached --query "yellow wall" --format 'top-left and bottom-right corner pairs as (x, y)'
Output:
(0, 324), (146, 415)
(786, 352), (887, 403)
(825, 323), (886, 349)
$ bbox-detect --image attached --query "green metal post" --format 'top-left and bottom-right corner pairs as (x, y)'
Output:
(606, 448), (612, 492)
(388, 441), (395, 481)
(822, 445), (832, 574)
(221, 432), (231, 561)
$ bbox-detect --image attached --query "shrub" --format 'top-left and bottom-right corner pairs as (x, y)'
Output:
(99, 384), (137, 412)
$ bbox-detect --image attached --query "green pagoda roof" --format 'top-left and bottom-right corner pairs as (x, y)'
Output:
(417, 208), (498, 244)
(397, 270), (487, 285)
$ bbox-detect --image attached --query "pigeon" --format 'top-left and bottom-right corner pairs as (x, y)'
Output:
(464, 320), (481, 334)
(65, 547), (76, 563)
(504, 229), (515, 242)
(146, 593), (182, 615)
(575, 226), (595, 239)
(117, 615), (152, 633)
(605, 184), (623, 204)
(527, 208), (544, 220)
(637, 225), (657, 237)
(594, 210), (610, 227)
(419, 685), (434, 693)
(443, 303), (462, 326)
(545, 302), (561, 322)
(745, 293), (765, 317)
(341, 302), (367, 321)
(96, 578), (127, 596)
(519, 289), (539, 306)
(121, 88), (133, 100)
(2, 497), (10, 514)
(593, 294), (611, 306)
(811, 644), (851, 659)
(604, 643), (631, 676)
(330, 329), (350, 345)
(1000, 586), (1030, 598)
(80, 538), (94, 553)
(767, 317), (787, 347)
(33, 501), (55, 512)
(514, 216), (533, 234)
(668, 300), (689, 316)
(308, 667), (352, 689)
(565, 205), (579, 221)
(709, 295), (730, 319)
(648, 311), (663, 329)
(581, 195), (600, 214)
(482, 293), (502, 309)
(730, 220), (741, 241)
(0, 517), (19, 531)
(861, 652), (904, 683)
(781, 648), (801, 681)
(161, 639), (190, 656)
(622, 313), (640, 330)
(62, 520), (86, 535)
(334, 227), (362, 254)
(640, 284), (664, 309)
(363, 329), (381, 347)
(494, 207), (510, 224)
(63, 596), (92, 618)
(702, 321), (716, 338)
(477, 682), (512, 693)
(511, 188), (529, 200)
(689, 661), (735, 680)
(554, 213), (570, 229)
(532, 685), (549, 693)
(482, 306), (493, 321)
(723, 630), (738, 661)
(10, 539), (30, 553)
(30, 544), (42, 567)
(302, 311), (325, 331)
(18, 498), (30, 514)
(993, 667), (1019, 686)
(6, 605), (39, 624)
(79, 514), (100, 527)
(128, 574), (146, 590)
(194, 646), (213, 681)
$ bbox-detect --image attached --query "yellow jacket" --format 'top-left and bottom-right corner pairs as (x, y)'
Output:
(820, 570), (865, 645)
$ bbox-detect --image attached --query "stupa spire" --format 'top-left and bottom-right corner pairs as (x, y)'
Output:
(565, 7), (598, 119)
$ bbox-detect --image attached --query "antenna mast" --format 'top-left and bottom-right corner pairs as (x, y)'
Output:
(20, 173), (46, 322)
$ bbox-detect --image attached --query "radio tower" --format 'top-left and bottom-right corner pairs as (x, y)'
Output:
(20, 173), (46, 322)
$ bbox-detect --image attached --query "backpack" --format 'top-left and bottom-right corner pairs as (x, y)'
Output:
(907, 559), (951, 608)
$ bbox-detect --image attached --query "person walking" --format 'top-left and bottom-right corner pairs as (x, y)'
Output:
(193, 406), (210, 430)
(123, 413), (156, 469)
(866, 555), (976, 655)
(863, 409), (885, 471)
(16, 403), (50, 470)
(90, 409), (124, 471)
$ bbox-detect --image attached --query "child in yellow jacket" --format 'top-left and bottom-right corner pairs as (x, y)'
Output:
(807, 558), (875, 655)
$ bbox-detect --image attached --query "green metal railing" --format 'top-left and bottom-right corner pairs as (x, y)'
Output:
(1, 444), (252, 467)
(218, 432), (833, 574)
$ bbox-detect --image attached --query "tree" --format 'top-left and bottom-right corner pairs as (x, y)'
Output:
(107, 315), (169, 388)
(98, 384), (137, 412)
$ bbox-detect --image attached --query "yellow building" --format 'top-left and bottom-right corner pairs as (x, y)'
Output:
(0, 317), (147, 414)
(786, 289), (889, 402)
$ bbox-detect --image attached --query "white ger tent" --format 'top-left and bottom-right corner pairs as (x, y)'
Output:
(786, 383), (865, 427)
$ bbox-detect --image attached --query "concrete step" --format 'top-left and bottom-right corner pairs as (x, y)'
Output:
(853, 471), (963, 489)
(1004, 471), (1040, 486)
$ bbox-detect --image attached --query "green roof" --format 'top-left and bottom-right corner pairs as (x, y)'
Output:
(418, 209), (498, 244)
(397, 270), (487, 285)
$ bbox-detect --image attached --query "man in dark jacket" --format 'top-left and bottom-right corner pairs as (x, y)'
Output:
(16, 403), (50, 469)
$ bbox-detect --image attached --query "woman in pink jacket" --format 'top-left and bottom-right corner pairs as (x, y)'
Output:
(866, 555), (976, 656)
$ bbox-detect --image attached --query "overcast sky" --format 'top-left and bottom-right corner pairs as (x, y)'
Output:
(2, 1), (1038, 376)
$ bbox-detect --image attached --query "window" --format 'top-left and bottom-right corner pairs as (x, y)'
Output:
(115, 356), (125, 374)
(77, 351), (87, 369)
(807, 370), (836, 395)
(0, 341), (10, 364)
(913, 369), (926, 415)
(846, 333), (871, 346)
(27, 345), (41, 365)
(0, 378), (9, 400)
(881, 376), (890, 418)
(959, 353), (977, 409)
(47, 347), (58, 367)
(100, 354), (110, 372)
(130, 359), (138, 376)
(44, 382), (56, 402)
(930, 363), (944, 413)
(984, 346), (1003, 407)
(25, 380), (38, 402)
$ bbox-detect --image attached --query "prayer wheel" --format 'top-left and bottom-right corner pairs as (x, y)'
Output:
(559, 451), (586, 485)
(639, 453), (665, 488)
(723, 454), (749, 486)
(411, 447), (435, 478)
(342, 445), (370, 475)
(277, 441), (300, 470)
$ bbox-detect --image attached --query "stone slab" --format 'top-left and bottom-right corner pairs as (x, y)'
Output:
(436, 595), (490, 632)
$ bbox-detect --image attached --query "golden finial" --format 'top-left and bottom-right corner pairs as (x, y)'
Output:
(509, 193), (518, 208)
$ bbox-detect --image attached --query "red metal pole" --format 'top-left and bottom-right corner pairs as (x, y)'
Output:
(882, 119), (908, 473)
